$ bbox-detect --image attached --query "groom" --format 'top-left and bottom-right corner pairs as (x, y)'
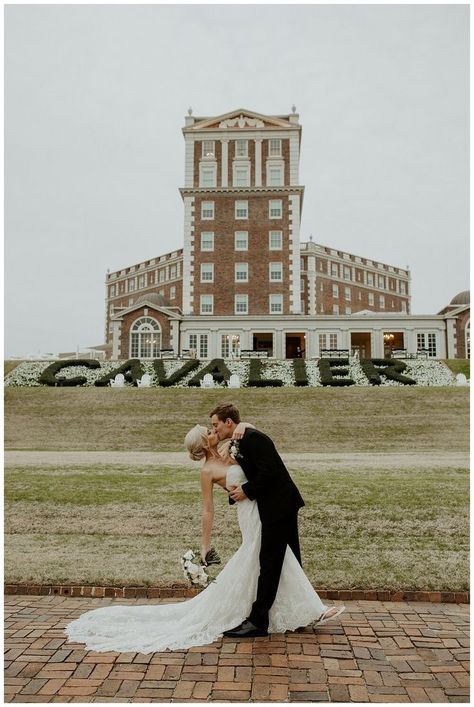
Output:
(210, 402), (305, 638)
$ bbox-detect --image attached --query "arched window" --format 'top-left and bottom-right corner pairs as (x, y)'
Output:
(465, 320), (470, 359)
(130, 317), (161, 359)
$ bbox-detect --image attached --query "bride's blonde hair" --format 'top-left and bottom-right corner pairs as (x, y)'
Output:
(184, 424), (208, 461)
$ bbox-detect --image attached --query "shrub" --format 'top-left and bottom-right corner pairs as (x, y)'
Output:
(248, 359), (283, 387)
(153, 359), (200, 387)
(317, 358), (355, 387)
(39, 359), (101, 387)
(362, 359), (416, 386)
(94, 359), (143, 387)
(293, 359), (309, 386)
(187, 359), (231, 387)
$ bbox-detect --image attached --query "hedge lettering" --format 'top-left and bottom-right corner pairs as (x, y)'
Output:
(39, 359), (101, 387)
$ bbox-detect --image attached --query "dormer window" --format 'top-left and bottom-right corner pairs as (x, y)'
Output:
(202, 140), (215, 158)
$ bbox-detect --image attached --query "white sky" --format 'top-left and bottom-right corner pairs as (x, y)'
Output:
(5, 3), (469, 356)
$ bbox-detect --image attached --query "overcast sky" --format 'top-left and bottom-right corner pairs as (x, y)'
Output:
(5, 4), (469, 356)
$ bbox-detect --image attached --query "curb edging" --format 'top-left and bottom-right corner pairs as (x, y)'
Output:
(4, 583), (469, 604)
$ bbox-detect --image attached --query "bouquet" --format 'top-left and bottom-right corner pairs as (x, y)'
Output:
(180, 547), (221, 588)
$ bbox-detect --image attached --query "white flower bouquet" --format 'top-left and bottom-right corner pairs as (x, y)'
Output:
(180, 550), (210, 588)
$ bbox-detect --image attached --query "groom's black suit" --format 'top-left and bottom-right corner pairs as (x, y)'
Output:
(234, 427), (305, 631)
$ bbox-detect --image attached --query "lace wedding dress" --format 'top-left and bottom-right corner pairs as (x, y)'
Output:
(65, 465), (328, 653)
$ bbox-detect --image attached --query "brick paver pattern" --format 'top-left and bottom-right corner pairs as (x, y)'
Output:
(4, 595), (469, 703)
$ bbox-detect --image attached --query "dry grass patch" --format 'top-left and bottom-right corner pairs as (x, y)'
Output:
(4, 386), (469, 453)
(5, 462), (468, 591)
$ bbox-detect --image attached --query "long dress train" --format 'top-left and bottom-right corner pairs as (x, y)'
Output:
(65, 465), (328, 653)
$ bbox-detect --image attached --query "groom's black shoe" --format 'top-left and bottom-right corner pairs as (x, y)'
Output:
(223, 620), (268, 638)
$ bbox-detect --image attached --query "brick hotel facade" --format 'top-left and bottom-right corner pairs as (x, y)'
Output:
(104, 108), (467, 361)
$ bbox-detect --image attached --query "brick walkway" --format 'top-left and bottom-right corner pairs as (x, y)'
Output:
(5, 595), (469, 703)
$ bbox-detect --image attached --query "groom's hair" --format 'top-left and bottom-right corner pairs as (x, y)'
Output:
(210, 402), (241, 424)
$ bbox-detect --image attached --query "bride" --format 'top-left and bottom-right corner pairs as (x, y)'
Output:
(65, 423), (344, 654)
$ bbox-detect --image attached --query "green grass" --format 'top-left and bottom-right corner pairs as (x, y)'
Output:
(4, 463), (468, 590)
(4, 360), (22, 376)
(444, 359), (470, 379)
(4, 386), (470, 452)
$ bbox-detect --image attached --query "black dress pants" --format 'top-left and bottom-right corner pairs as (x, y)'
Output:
(248, 511), (301, 631)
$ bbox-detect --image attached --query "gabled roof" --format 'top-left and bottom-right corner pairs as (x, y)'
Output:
(185, 108), (299, 132)
(112, 298), (182, 321)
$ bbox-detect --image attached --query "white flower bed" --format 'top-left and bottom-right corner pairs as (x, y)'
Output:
(4, 357), (457, 388)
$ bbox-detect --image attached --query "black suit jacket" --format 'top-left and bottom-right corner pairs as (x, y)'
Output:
(233, 428), (304, 524)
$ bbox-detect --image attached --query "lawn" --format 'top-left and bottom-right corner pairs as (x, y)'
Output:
(4, 385), (469, 591)
(4, 462), (468, 591)
(444, 358), (470, 379)
(4, 386), (470, 452)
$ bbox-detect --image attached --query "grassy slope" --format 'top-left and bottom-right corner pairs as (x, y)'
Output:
(444, 359), (470, 379)
(4, 386), (470, 589)
(4, 386), (470, 452)
(4, 464), (468, 590)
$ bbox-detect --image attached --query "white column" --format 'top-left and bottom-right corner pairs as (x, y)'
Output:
(209, 329), (219, 359)
(307, 255), (316, 315)
(112, 321), (121, 359)
(254, 139), (262, 186)
(221, 140), (228, 187)
(288, 195), (301, 314)
(274, 329), (284, 358)
(170, 320), (179, 355)
(289, 133), (300, 185)
(184, 136), (194, 187)
(182, 196), (195, 314)
(406, 328), (416, 355)
(446, 320), (456, 359)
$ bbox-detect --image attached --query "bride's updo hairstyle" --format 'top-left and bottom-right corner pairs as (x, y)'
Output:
(184, 424), (208, 461)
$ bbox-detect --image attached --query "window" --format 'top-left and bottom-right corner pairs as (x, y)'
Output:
(379, 295), (385, 309)
(400, 281), (407, 294)
(130, 317), (161, 359)
(189, 334), (208, 358)
(128, 278), (136, 292)
(368, 293), (374, 306)
(269, 139), (282, 157)
(200, 232), (214, 251)
(300, 278), (305, 292)
(201, 201), (214, 219)
(367, 272), (374, 286)
(269, 199), (282, 218)
(235, 139), (248, 157)
(202, 140), (215, 157)
(267, 166), (283, 186)
(417, 332), (437, 357)
(138, 274), (146, 288)
(332, 284), (339, 298)
(200, 295), (213, 314)
(345, 306), (351, 315)
(269, 230), (282, 250)
(269, 262), (283, 282)
(200, 164), (216, 188)
(378, 275), (385, 289)
(333, 304), (339, 315)
(269, 294), (283, 313)
(221, 334), (240, 358)
(331, 263), (338, 277)
(235, 200), (248, 219)
(200, 263), (214, 283)
(401, 300), (407, 313)
(169, 265), (177, 279)
(319, 333), (338, 351)
(343, 267), (351, 281)
(235, 263), (248, 282)
(170, 286), (176, 300)
(345, 287), (351, 302)
(235, 294), (248, 314)
(233, 165), (250, 187)
(235, 231), (248, 250)
(109, 284), (116, 297)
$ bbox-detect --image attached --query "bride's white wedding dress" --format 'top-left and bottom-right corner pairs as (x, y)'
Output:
(65, 465), (328, 653)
